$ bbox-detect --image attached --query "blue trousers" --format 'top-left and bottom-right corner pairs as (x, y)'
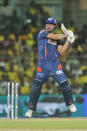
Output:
(36, 60), (66, 84)
(28, 60), (73, 111)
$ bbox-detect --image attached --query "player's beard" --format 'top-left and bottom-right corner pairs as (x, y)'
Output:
(46, 27), (55, 32)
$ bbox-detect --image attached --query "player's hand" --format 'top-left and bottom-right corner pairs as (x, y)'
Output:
(61, 23), (75, 43)
(66, 30), (75, 43)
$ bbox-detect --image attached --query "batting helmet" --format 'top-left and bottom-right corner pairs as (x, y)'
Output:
(45, 17), (57, 25)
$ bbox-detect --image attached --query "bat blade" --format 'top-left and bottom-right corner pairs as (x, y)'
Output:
(61, 23), (68, 34)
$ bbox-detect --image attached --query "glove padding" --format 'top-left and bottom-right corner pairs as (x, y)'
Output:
(67, 30), (75, 43)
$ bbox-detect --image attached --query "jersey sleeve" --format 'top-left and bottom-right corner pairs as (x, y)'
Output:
(38, 30), (49, 39)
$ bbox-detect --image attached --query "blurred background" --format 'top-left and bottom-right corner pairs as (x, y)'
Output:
(0, 0), (87, 118)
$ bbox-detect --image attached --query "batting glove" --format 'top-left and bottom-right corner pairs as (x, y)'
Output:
(66, 30), (75, 43)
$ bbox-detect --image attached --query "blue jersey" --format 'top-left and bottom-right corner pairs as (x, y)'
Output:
(36, 29), (66, 83)
(37, 29), (59, 61)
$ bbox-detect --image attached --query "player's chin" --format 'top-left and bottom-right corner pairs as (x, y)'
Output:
(46, 28), (52, 32)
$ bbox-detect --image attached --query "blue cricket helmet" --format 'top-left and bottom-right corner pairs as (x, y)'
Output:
(45, 17), (57, 25)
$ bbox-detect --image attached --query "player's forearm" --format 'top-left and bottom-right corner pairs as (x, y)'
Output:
(56, 34), (67, 40)
(58, 41), (70, 56)
(47, 33), (67, 40)
(62, 41), (70, 53)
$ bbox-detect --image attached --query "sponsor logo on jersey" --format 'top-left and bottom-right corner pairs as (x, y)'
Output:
(48, 39), (57, 45)
(56, 70), (63, 74)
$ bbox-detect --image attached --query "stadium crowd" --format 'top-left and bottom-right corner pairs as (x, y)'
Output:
(0, 4), (87, 95)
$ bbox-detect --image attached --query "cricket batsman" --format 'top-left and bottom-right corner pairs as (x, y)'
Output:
(25, 17), (77, 118)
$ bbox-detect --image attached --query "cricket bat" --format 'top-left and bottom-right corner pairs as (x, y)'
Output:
(61, 23), (68, 35)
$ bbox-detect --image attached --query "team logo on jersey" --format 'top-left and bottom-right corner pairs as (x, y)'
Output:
(56, 70), (63, 74)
